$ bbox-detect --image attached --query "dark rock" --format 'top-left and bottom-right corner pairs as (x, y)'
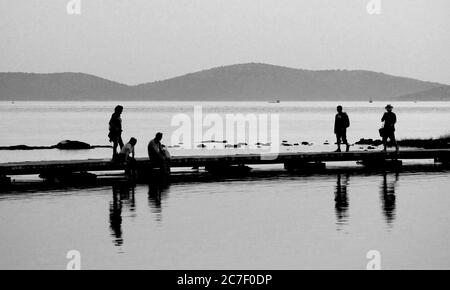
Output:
(54, 140), (91, 150)
(301, 142), (309, 145)
(355, 138), (383, 146)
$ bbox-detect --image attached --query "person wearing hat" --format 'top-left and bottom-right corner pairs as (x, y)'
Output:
(381, 104), (399, 152)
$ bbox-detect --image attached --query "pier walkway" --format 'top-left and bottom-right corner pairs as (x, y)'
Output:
(1, 150), (449, 179)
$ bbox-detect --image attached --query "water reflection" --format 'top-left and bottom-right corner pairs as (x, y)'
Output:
(333, 172), (399, 230)
(380, 173), (398, 226)
(148, 180), (170, 223)
(109, 183), (136, 246)
(334, 174), (350, 228)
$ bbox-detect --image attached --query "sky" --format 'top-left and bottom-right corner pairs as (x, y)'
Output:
(0, 0), (449, 85)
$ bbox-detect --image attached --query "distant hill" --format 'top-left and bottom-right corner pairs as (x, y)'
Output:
(0, 72), (132, 101)
(396, 86), (450, 101)
(1, 63), (448, 101)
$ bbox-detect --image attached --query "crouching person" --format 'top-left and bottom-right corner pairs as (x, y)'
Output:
(148, 132), (171, 175)
(118, 137), (137, 178)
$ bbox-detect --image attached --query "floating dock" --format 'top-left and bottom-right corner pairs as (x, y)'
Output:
(1, 150), (449, 179)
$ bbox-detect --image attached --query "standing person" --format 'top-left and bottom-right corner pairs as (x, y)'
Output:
(334, 105), (350, 152)
(108, 105), (124, 158)
(148, 132), (171, 174)
(381, 104), (399, 152)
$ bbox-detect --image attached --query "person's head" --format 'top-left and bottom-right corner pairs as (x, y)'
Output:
(385, 104), (393, 112)
(129, 137), (137, 146)
(155, 132), (163, 142)
(114, 105), (123, 114)
(337, 105), (343, 113)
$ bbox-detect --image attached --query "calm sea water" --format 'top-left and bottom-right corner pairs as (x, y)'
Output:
(0, 101), (449, 162)
(0, 102), (449, 269)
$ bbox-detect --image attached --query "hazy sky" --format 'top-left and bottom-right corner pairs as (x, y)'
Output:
(1, 0), (449, 85)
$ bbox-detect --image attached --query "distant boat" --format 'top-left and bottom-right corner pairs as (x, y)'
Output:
(369, 98), (373, 103)
(269, 100), (281, 104)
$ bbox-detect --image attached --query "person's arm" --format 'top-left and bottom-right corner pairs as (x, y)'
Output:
(381, 113), (386, 122)
(345, 113), (350, 128)
(393, 113), (397, 125)
(131, 146), (135, 159)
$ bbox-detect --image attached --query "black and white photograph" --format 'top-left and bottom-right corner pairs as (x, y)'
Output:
(0, 0), (449, 274)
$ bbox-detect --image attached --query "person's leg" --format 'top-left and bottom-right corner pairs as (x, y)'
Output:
(342, 130), (350, 152)
(112, 139), (119, 157)
(118, 135), (124, 150)
(382, 135), (388, 152)
(335, 133), (342, 152)
(391, 132), (399, 152)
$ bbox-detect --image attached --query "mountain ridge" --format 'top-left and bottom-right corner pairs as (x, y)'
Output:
(1, 63), (449, 101)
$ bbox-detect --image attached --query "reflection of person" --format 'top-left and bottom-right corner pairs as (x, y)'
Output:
(334, 174), (349, 225)
(108, 105), (124, 158)
(109, 184), (136, 246)
(148, 181), (169, 222)
(381, 104), (399, 152)
(109, 186), (123, 246)
(148, 132), (171, 174)
(334, 106), (350, 152)
(380, 173), (398, 226)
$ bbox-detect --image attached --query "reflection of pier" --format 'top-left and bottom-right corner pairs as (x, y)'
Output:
(1, 150), (449, 183)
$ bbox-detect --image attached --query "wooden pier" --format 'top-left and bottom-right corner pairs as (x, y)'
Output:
(1, 150), (449, 180)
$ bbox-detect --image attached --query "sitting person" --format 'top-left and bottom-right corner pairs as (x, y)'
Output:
(117, 137), (137, 178)
(148, 132), (171, 174)
(118, 137), (137, 162)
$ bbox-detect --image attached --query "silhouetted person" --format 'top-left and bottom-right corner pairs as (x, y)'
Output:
(148, 132), (171, 174)
(118, 137), (137, 162)
(334, 105), (350, 152)
(334, 174), (350, 226)
(381, 104), (399, 152)
(109, 105), (124, 158)
(118, 137), (137, 178)
(380, 173), (398, 226)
